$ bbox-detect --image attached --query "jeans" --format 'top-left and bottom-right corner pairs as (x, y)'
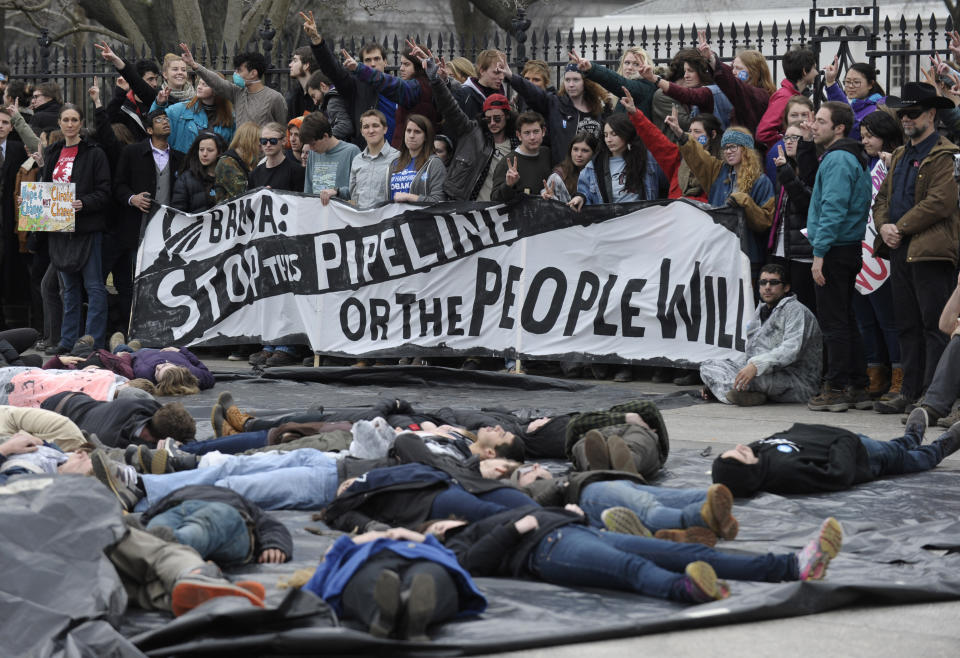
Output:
(137, 448), (339, 512)
(429, 484), (539, 521)
(852, 280), (900, 365)
(146, 500), (252, 566)
(814, 244), (868, 388)
(923, 336), (960, 417)
(889, 246), (953, 399)
(859, 434), (943, 478)
(58, 232), (108, 349)
(529, 525), (797, 602)
(578, 481), (707, 532)
(180, 430), (270, 455)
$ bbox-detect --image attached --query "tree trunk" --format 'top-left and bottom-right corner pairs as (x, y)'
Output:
(172, 0), (207, 52)
(451, 0), (494, 45)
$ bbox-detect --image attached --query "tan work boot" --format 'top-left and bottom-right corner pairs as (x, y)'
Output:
(866, 365), (890, 398)
(879, 367), (903, 401)
(225, 405), (254, 433)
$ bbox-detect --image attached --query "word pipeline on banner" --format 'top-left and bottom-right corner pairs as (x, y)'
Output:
(131, 191), (752, 366)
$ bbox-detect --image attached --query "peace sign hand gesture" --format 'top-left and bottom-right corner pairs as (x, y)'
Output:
(696, 30), (715, 66)
(773, 144), (787, 167)
(824, 54), (839, 87)
(664, 104), (683, 138)
(341, 49), (358, 72)
(505, 156), (520, 186)
(568, 49), (591, 72)
(541, 178), (556, 200)
(299, 11), (322, 45)
(620, 85), (637, 114)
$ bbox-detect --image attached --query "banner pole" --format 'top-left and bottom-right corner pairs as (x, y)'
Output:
(515, 237), (527, 373)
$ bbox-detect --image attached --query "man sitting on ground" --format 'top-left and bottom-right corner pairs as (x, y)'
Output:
(700, 263), (822, 406)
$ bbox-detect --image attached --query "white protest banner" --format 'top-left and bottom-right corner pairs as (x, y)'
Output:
(131, 192), (752, 366)
(18, 181), (76, 232)
(856, 159), (891, 295)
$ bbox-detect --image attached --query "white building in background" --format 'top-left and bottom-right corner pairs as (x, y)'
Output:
(574, 0), (947, 91)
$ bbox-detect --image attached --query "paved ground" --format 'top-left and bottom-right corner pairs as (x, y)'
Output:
(39, 348), (960, 656)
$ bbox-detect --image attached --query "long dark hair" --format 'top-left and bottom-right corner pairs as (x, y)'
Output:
(393, 114), (435, 173)
(556, 132), (598, 195)
(859, 110), (903, 152)
(181, 131), (227, 181)
(603, 113), (648, 196)
(689, 112), (723, 157)
(848, 62), (884, 97)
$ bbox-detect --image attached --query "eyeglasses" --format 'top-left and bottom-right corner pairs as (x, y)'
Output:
(722, 144), (741, 152)
(758, 279), (783, 287)
(895, 107), (926, 120)
(484, 114), (505, 123)
(842, 78), (863, 87)
(782, 135), (802, 142)
(259, 137), (280, 145)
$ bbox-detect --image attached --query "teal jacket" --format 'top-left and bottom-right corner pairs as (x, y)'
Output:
(807, 139), (871, 258)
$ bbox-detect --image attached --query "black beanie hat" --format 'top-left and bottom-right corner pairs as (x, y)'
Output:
(711, 455), (767, 497)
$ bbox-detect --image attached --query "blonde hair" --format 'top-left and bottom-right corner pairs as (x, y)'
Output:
(155, 366), (200, 397)
(475, 49), (505, 73)
(448, 57), (476, 82)
(727, 127), (764, 195)
(229, 122), (262, 170)
(162, 53), (185, 74)
(618, 46), (652, 76)
(737, 50), (776, 95)
(126, 378), (158, 395)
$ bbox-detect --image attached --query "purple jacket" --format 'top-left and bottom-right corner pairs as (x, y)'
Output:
(132, 348), (215, 390)
(825, 83), (884, 142)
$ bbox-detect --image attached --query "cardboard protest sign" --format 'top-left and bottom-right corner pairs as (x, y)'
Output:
(18, 181), (76, 232)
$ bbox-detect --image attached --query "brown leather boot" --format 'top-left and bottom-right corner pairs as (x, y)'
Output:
(225, 405), (254, 432)
(880, 367), (903, 401)
(866, 365), (890, 398)
(210, 404), (238, 437)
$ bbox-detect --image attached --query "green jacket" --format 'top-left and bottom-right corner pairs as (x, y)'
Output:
(583, 65), (657, 120)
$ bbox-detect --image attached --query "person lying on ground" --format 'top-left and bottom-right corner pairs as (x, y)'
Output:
(322, 459), (538, 534)
(0, 404), (88, 451)
(0, 432), (94, 484)
(0, 366), (132, 407)
(515, 461), (738, 545)
(139, 484), (292, 567)
(41, 391), (196, 448)
(301, 526), (486, 641)
(429, 505), (842, 603)
(712, 410), (960, 497)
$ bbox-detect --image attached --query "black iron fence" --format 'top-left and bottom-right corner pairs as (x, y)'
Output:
(2, 1), (950, 117)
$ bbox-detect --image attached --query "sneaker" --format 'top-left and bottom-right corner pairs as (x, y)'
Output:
(845, 387), (873, 410)
(171, 577), (266, 617)
(933, 421), (960, 459)
(797, 517), (843, 580)
(108, 332), (125, 353)
(90, 450), (142, 512)
(654, 527), (718, 547)
(613, 367), (633, 383)
(127, 339), (143, 352)
(402, 572), (437, 642)
(370, 569), (401, 638)
(650, 368), (672, 383)
(903, 406), (929, 445)
(679, 561), (729, 603)
(53, 344), (71, 356)
(874, 393), (913, 414)
(808, 388), (849, 412)
(700, 483), (738, 540)
(725, 390), (767, 406)
(227, 349), (252, 361)
(581, 429), (610, 470)
(601, 506), (652, 537)
(265, 350), (299, 367)
(248, 350), (271, 366)
(73, 334), (95, 350)
(938, 406), (960, 429)
(607, 435), (639, 474)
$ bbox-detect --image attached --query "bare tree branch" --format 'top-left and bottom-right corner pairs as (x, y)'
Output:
(52, 23), (131, 44)
(238, 0), (272, 49)
(106, 0), (148, 53)
(221, 0), (246, 51)
(0, 0), (50, 10)
(172, 0), (207, 51)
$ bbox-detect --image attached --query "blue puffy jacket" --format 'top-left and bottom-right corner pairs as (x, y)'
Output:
(150, 98), (235, 155)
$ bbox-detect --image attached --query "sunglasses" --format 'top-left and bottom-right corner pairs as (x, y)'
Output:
(484, 114), (505, 123)
(758, 279), (783, 287)
(895, 107), (926, 120)
(259, 137), (280, 145)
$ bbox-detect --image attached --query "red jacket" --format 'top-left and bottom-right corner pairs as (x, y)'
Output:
(712, 60), (770, 134)
(756, 79), (800, 149)
(628, 110), (704, 202)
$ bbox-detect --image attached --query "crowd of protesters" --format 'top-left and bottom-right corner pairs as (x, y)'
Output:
(2, 12), (960, 643)
(0, 14), (959, 411)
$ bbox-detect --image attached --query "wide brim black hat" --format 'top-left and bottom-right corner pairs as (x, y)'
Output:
(885, 81), (954, 111)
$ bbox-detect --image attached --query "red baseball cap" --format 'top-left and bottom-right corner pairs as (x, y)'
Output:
(482, 94), (511, 113)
